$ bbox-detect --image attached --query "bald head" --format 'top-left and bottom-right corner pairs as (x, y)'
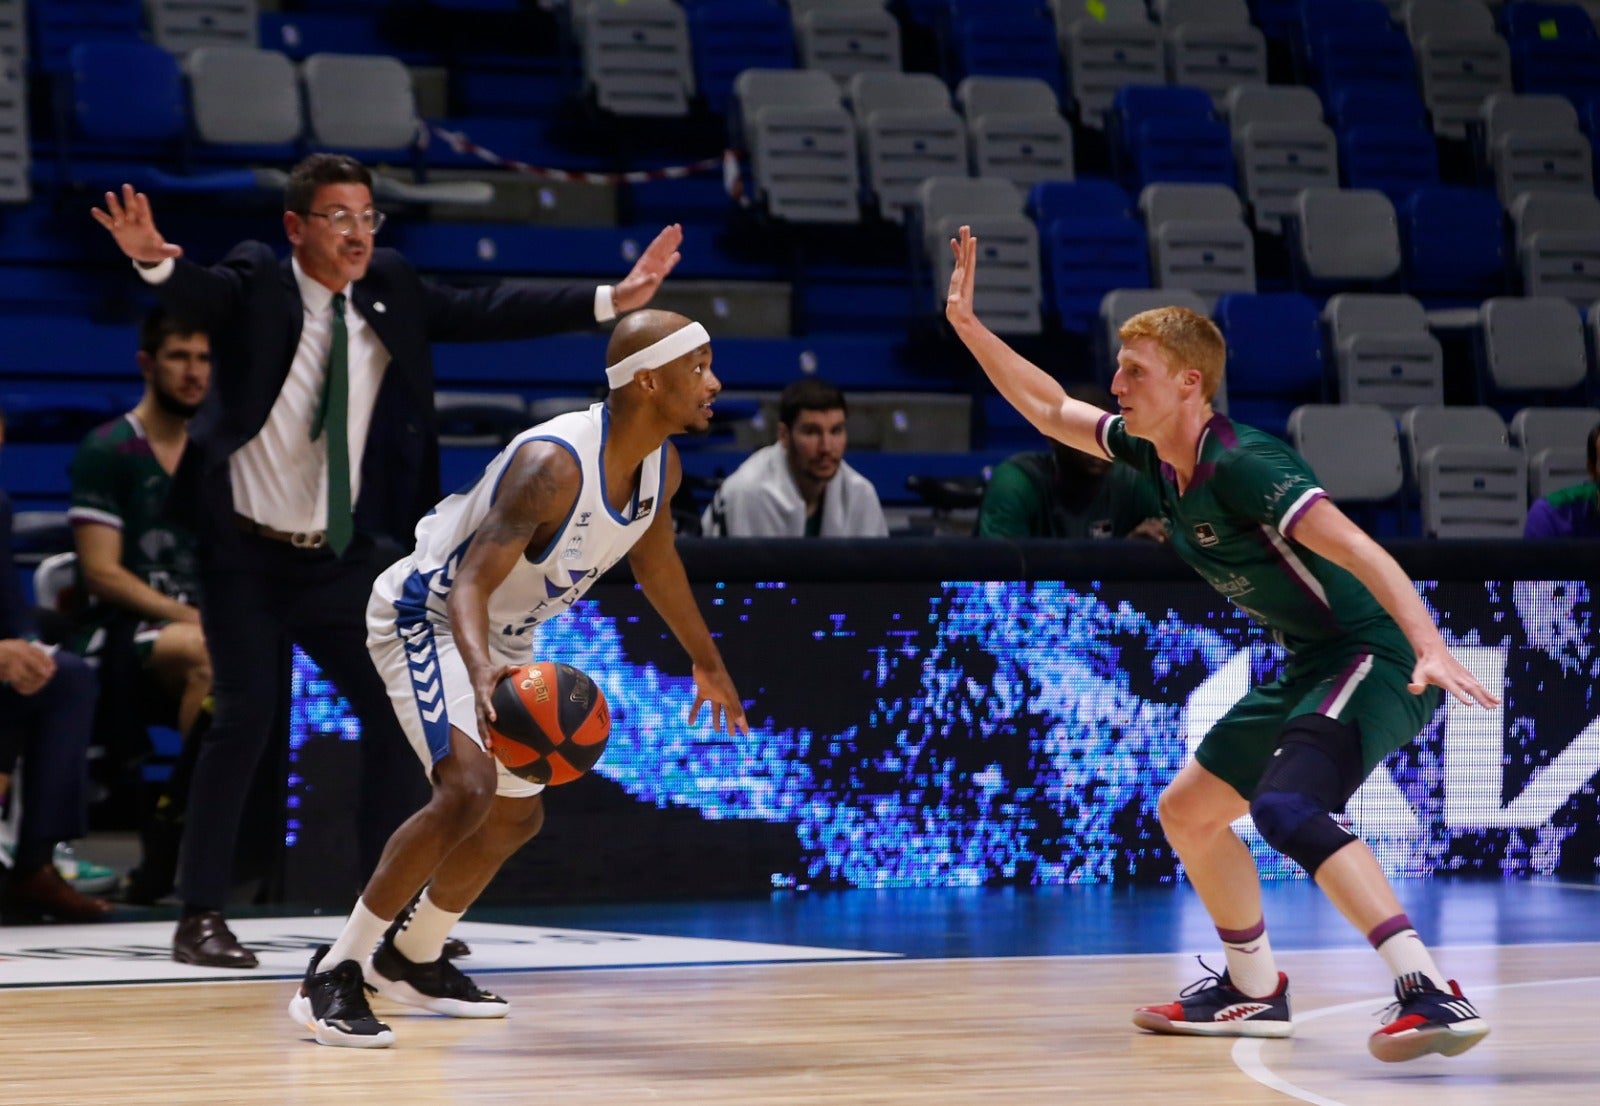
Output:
(607, 309), (694, 368)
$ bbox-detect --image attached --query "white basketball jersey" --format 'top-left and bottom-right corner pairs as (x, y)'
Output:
(373, 403), (667, 656)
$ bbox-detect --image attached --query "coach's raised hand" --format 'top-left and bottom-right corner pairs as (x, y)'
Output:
(90, 183), (183, 265)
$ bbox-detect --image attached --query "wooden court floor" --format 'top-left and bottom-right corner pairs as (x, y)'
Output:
(4, 939), (1596, 1106)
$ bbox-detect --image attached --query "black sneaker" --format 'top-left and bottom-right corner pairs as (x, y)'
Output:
(1368, 973), (1489, 1062)
(1133, 957), (1293, 1038)
(367, 931), (509, 1019)
(287, 945), (395, 1048)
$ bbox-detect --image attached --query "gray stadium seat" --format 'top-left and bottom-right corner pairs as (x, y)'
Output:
(1235, 121), (1340, 233)
(861, 105), (968, 224)
(1287, 404), (1405, 504)
(955, 76), (1059, 117)
(1139, 183), (1256, 302)
(735, 70), (861, 223)
(1058, 0), (1164, 130)
(1482, 92), (1582, 147)
(149, 0), (258, 55)
(1492, 130), (1595, 207)
(1322, 293), (1444, 412)
(580, 0), (693, 117)
(1479, 297), (1590, 394)
(847, 71), (950, 120)
(188, 46), (302, 147)
(1223, 84), (1323, 129)
(0, 58), (26, 202)
(1290, 188), (1402, 283)
(0, 0), (21, 68)
(1406, 0), (1508, 139)
(1165, 24), (1267, 110)
(1417, 444), (1528, 537)
(797, 5), (902, 84)
(1155, 0), (1253, 26)
(1508, 192), (1600, 307)
(302, 53), (493, 205)
(956, 78), (1073, 189)
(1510, 406), (1600, 500)
(917, 177), (1040, 334)
(1402, 404), (1507, 484)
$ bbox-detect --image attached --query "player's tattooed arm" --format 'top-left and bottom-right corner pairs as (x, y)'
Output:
(450, 443), (582, 732)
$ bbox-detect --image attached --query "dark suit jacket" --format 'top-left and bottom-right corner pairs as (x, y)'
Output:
(156, 243), (597, 548)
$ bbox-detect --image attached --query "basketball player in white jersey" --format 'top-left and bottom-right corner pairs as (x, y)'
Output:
(289, 310), (749, 1048)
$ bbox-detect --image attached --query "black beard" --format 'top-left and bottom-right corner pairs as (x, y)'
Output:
(152, 388), (201, 419)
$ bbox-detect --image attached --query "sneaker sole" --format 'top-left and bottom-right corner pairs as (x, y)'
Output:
(1132, 1010), (1294, 1038)
(1368, 1019), (1489, 1063)
(287, 992), (396, 1049)
(368, 975), (510, 1019)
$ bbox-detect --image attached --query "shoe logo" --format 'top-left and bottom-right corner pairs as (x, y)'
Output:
(1441, 1001), (1478, 1020)
(1217, 1002), (1273, 1021)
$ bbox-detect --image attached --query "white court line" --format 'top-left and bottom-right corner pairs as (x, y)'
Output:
(1232, 975), (1600, 1105)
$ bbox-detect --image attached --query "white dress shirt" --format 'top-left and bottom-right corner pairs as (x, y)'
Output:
(137, 256), (617, 533)
(139, 256), (390, 533)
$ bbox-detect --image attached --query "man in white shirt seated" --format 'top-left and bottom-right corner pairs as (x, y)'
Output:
(702, 378), (889, 538)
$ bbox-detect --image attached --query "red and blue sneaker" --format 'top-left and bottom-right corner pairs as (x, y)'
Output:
(1133, 958), (1293, 1038)
(1368, 973), (1489, 1062)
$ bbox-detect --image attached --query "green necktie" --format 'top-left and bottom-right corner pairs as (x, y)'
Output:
(310, 291), (353, 556)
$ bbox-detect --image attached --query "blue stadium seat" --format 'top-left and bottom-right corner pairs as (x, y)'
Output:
(1399, 186), (1507, 302)
(29, 0), (142, 74)
(947, 8), (1065, 103)
(1327, 86), (1428, 133)
(1311, 29), (1419, 109)
(1109, 85), (1224, 191)
(1026, 179), (1131, 227)
(1041, 214), (1152, 335)
(1213, 292), (1328, 437)
(1294, 0), (1393, 83)
(1510, 37), (1600, 103)
(688, 1), (796, 118)
(1499, 2), (1598, 42)
(67, 42), (186, 153)
(1339, 124), (1441, 204)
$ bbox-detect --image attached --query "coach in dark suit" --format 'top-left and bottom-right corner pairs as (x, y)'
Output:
(92, 155), (682, 967)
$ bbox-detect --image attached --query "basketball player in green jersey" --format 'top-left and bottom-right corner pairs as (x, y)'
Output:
(945, 227), (1500, 1063)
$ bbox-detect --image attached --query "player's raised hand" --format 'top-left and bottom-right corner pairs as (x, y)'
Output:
(90, 184), (182, 264)
(689, 662), (750, 736)
(945, 225), (979, 330)
(1409, 646), (1500, 708)
(613, 222), (683, 313)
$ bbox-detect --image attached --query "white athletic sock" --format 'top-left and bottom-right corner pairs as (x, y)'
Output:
(318, 899), (391, 975)
(1217, 919), (1280, 999)
(1370, 915), (1448, 992)
(394, 890), (464, 965)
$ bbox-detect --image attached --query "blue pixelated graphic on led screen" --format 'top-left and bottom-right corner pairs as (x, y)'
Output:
(285, 578), (1600, 885)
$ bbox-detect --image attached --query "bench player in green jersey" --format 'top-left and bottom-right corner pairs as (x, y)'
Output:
(68, 309), (214, 902)
(945, 227), (1500, 1063)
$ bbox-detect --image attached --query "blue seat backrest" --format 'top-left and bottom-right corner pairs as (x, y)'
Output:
(1400, 186), (1506, 299)
(29, 0), (143, 74)
(70, 41), (186, 146)
(1026, 179), (1130, 225)
(952, 9), (1066, 101)
(689, 2), (797, 118)
(1043, 215), (1152, 333)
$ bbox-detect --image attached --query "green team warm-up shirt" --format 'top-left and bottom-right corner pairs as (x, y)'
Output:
(68, 414), (201, 636)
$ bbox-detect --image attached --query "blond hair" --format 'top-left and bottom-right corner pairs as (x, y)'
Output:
(1118, 306), (1226, 402)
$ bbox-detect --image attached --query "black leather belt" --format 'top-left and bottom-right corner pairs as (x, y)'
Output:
(234, 513), (328, 549)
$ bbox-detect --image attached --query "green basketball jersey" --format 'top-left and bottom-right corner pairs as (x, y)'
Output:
(1096, 412), (1400, 656)
(68, 414), (201, 611)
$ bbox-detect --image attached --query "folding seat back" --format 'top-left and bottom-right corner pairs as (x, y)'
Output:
(848, 71), (950, 121)
(1417, 444), (1528, 536)
(148, 0), (258, 55)
(302, 53), (419, 151)
(188, 46), (303, 150)
(950, 9), (1065, 101)
(1042, 214), (1151, 334)
(748, 104), (862, 223)
(1165, 22), (1268, 110)
(967, 110), (1074, 189)
(1224, 83), (1323, 128)
(797, 5), (902, 84)
(1510, 404), (1600, 497)
(581, 0), (693, 117)
(1402, 402), (1507, 482)
(957, 76), (1059, 118)
(1478, 296), (1591, 396)
(1058, 0), (1165, 130)
(1287, 403), (1406, 503)
(1289, 187), (1403, 284)
(1213, 292), (1327, 436)
(1155, 0), (1253, 26)
(1414, 32), (1510, 139)
(69, 42), (186, 148)
(1235, 121), (1340, 232)
(1324, 292), (1444, 411)
(1492, 129), (1595, 205)
(1027, 178), (1130, 225)
(860, 105), (968, 223)
(1399, 186), (1506, 299)
(1338, 124), (1440, 203)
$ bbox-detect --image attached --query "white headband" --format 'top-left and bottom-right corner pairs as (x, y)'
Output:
(605, 321), (711, 389)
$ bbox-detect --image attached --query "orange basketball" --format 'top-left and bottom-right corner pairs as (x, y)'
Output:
(487, 661), (611, 786)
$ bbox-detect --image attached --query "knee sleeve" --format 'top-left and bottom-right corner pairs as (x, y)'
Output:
(1249, 714), (1366, 875)
(1249, 789), (1356, 875)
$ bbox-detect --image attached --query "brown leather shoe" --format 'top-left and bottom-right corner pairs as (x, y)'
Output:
(173, 911), (259, 969)
(2, 863), (114, 922)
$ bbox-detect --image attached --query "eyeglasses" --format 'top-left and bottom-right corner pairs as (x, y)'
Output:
(303, 208), (387, 236)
